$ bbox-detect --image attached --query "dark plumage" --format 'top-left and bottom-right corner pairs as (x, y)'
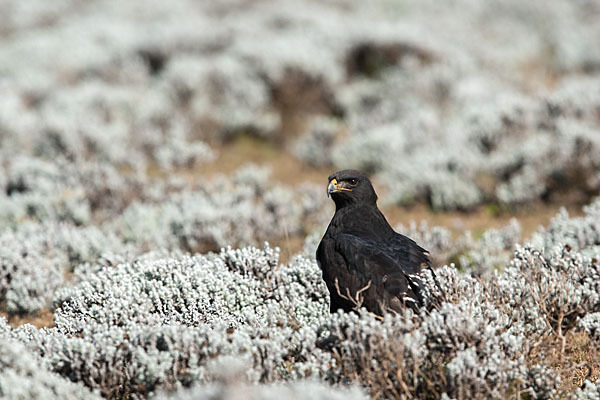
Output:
(316, 169), (432, 315)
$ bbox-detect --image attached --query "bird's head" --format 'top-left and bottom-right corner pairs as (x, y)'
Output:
(327, 169), (378, 208)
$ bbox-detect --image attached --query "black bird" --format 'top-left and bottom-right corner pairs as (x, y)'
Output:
(316, 169), (431, 315)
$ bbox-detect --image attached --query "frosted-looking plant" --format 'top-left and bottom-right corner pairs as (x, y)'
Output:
(2, 0), (600, 209)
(152, 378), (368, 400)
(396, 219), (521, 276)
(112, 169), (328, 252)
(4, 232), (594, 399)
(41, 237), (590, 398)
(577, 380), (600, 400)
(53, 245), (328, 333)
(531, 197), (600, 257)
(0, 1), (599, 398)
(578, 313), (600, 341)
(0, 155), (149, 226)
(3, 246), (329, 397)
(0, 222), (128, 313)
(0, 318), (102, 400)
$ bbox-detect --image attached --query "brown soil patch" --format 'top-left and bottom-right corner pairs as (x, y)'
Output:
(381, 201), (583, 241)
(192, 134), (332, 184)
(1, 309), (54, 329)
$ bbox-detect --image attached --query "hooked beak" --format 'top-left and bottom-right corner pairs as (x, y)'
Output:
(327, 178), (352, 197)
(327, 179), (337, 198)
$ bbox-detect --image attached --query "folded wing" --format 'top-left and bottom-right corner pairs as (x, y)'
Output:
(324, 233), (428, 314)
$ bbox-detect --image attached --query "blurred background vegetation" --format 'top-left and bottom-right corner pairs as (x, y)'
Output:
(1, 1), (600, 398)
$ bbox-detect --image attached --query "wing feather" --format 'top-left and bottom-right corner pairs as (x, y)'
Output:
(324, 233), (427, 314)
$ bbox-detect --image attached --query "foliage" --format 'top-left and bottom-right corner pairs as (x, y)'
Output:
(1, 0), (600, 398)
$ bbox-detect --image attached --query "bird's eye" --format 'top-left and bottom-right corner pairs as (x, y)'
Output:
(348, 179), (358, 186)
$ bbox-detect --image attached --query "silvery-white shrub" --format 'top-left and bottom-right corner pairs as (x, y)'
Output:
(0, 318), (101, 400)
(7, 246), (330, 397)
(396, 219), (521, 276)
(153, 379), (368, 400)
(292, 116), (340, 168)
(578, 313), (600, 341)
(0, 221), (128, 313)
(531, 197), (600, 257)
(112, 171), (328, 252)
